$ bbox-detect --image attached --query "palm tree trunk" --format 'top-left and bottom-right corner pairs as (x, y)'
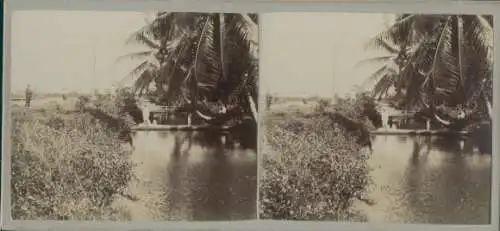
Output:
(219, 13), (226, 84)
(486, 99), (492, 120)
(247, 94), (258, 122)
(457, 16), (465, 91)
(192, 16), (212, 118)
(214, 13), (228, 106)
(189, 67), (198, 120)
(482, 93), (492, 120)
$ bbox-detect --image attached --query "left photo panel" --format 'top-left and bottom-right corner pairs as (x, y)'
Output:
(8, 11), (259, 221)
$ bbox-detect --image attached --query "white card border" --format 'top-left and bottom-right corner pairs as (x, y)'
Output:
(2, 0), (499, 231)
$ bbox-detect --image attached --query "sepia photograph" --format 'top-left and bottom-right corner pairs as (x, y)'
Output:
(259, 13), (493, 224)
(9, 11), (258, 221)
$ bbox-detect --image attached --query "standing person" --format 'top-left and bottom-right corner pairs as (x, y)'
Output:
(266, 94), (272, 111)
(25, 84), (33, 108)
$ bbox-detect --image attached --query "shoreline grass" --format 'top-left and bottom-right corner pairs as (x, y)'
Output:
(11, 92), (136, 220)
(259, 97), (373, 221)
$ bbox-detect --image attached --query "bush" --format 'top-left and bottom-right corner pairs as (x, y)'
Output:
(314, 98), (331, 114)
(11, 108), (134, 220)
(75, 95), (91, 111)
(113, 88), (143, 124)
(331, 93), (382, 129)
(260, 109), (370, 221)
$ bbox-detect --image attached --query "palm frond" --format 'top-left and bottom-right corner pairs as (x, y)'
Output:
(242, 14), (259, 48)
(116, 50), (155, 63)
(219, 14), (256, 101)
(372, 74), (395, 99)
(121, 12), (259, 114)
(193, 14), (222, 100)
(364, 13), (492, 121)
(133, 69), (156, 96)
(119, 61), (157, 86)
(131, 32), (161, 49)
(365, 35), (399, 54)
(161, 35), (197, 101)
(360, 66), (390, 90)
(365, 15), (417, 53)
(356, 55), (395, 68)
(461, 15), (493, 101)
(432, 17), (460, 95)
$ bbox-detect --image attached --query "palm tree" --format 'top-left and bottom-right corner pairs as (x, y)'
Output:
(119, 12), (259, 124)
(358, 14), (413, 103)
(362, 14), (493, 129)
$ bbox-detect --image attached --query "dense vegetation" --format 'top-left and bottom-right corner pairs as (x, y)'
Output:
(361, 14), (493, 131)
(260, 13), (493, 220)
(11, 91), (137, 220)
(260, 95), (379, 220)
(121, 13), (259, 126)
(11, 12), (261, 220)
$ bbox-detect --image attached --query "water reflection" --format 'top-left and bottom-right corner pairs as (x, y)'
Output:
(357, 135), (491, 224)
(116, 130), (257, 221)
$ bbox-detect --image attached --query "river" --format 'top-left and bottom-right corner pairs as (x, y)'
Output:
(354, 134), (492, 224)
(113, 130), (257, 221)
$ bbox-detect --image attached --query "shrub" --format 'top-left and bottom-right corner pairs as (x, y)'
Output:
(331, 93), (382, 130)
(75, 96), (91, 111)
(260, 110), (370, 221)
(11, 109), (134, 220)
(314, 98), (331, 114)
(113, 88), (143, 124)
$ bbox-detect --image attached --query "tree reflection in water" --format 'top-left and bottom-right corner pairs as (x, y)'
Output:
(137, 128), (258, 221)
(365, 134), (491, 224)
(162, 132), (193, 220)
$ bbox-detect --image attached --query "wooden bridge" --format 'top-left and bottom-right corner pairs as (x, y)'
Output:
(373, 103), (469, 137)
(131, 99), (229, 131)
(131, 124), (231, 131)
(132, 101), (189, 131)
(370, 128), (469, 136)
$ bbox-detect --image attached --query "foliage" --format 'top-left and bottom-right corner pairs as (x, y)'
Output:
(11, 94), (135, 220)
(75, 88), (140, 126)
(314, 98), (331, 114)
(260, 97), (371, 221)
(120, 13), (259, 123)
(326, 93), (382, 130)
(361, 14), (493, 126)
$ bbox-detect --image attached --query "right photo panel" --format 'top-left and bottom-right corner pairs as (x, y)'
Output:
(259, 12), (493, 224)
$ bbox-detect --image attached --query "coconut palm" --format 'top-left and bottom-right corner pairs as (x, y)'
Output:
(358, 14), (414, 103)
(119, 12), (259, 124)
(362, 14), (493, 129)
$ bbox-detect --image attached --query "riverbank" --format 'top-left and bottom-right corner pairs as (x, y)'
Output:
(10, 95), (136, 220)
(259, 96), (492, 223)
(259, 98), (371, 221)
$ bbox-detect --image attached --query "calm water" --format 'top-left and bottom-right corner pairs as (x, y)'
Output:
(114, 131), (257, 221)
(355, 135), (492, 224)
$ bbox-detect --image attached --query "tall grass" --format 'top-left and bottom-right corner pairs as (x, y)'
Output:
(11, 91), (137, 220)
(259, 96), (373, 221)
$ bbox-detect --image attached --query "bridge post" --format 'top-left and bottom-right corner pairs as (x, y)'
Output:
(141, 103), (151, 125)
(426, 119), (431, 131)
(187, 113), (192, 126)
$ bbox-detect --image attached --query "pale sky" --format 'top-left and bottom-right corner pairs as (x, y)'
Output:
(260, 13), (392, 98)
(11, 10), (149, 94)
(11, 11), (392, 97)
